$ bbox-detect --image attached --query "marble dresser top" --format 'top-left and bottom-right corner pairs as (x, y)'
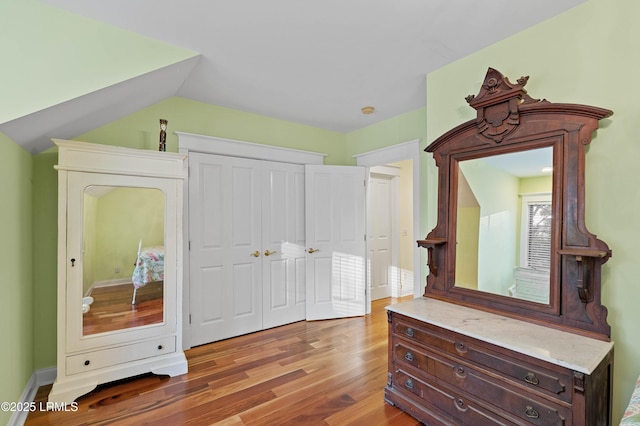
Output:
(386, 297), (613, 374)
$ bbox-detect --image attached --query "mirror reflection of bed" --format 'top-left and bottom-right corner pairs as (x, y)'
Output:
(81, 185), (165, 336)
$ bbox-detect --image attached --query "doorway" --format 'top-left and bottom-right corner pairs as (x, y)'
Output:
(354, 140), (421, 306)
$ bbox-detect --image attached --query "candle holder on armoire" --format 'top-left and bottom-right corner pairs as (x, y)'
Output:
(159, 119), (168, 152)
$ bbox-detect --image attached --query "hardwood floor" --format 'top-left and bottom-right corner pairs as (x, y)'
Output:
(82, 282), (163, 335)
(26, 297), (420, 425)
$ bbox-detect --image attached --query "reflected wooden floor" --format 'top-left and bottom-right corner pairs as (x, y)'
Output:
(27, 296), (420, 426)
(82, 282), (163, 335)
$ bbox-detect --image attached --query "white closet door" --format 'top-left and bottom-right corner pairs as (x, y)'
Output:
(369, 174), (393, 300)
(261, 161), (306, 329)
(305, 165), (367, 320)
(189, 153), (263, 346)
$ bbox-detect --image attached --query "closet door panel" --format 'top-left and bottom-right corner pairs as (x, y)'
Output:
(267, 258), (288, 307)
(199, 266), (224, 323)
(189, 154), (262, 346)
(229, 163), (262, 333)
(262, 162), (306, 329)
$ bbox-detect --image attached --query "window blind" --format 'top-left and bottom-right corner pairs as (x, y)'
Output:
(527, 202), (552, 271)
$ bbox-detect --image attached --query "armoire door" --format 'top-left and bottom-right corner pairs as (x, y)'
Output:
(188, 153), (306, 346)
(65, 171), (179, 352)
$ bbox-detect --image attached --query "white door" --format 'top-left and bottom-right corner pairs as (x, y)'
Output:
(305, 165), (367, 320)
(369, 173), (393, 300)
(189, 153), (263, 346)
(261, 161), (306, 329)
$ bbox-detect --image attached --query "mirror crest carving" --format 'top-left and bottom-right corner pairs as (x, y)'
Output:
(465, 68), (542, 143)
(419, 68), (612, 340)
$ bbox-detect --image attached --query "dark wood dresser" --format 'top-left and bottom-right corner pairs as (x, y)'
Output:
(385, 298), (613, 425)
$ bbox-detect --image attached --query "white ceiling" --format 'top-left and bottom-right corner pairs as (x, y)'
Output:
(6, 0), (585, 153)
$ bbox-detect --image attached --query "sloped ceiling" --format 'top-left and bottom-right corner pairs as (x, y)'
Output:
(1, 0), (585, 153)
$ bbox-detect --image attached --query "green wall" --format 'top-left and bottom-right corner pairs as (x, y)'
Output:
(455, 206), (480, 289)
(426, 0), (640, 421)
(460, 160), (519, 296)
(74, 96), (348, 166)
(83, 188), (164, 294)
(345, 106), (426, 163)
(32, 152), (58, 371)
(0, 132), (33, 426)
(93, 188), (164, 284)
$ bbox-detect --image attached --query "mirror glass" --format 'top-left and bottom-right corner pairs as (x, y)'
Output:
(81, 186), (165, 335)
(455, 147), (553, 304)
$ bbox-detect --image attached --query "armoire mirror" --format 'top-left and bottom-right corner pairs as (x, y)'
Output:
(419, 68), (613, 340)
(81, 185), (165, 336)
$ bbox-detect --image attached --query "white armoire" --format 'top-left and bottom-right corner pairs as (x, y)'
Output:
(49, 140), (188, 403)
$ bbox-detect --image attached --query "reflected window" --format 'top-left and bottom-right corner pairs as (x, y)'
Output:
(521, 194), (552, 271)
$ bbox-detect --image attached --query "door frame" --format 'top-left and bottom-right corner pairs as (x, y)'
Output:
(353, 139), (421, 306)
(177, 132), (325, 349)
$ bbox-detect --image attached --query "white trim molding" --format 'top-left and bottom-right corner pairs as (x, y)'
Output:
(353, 139), (420, 166)
(354, 139), (422, 297)
(176, 132), (326, 165)
(8, 367), (57, 426)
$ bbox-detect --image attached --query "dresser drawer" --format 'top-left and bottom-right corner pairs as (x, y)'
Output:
(393, 342), (433, 372)
(66, 336), (176, 375)
(394, 369), (519, 426)
(393, 316), (572, 403)
(393, 341), (572, 425)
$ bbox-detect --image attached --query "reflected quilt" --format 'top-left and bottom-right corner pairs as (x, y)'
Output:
(622, 375), (640, 425)
(132, 246), (164, 289)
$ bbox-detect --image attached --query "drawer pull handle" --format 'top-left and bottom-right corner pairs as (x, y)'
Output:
(405, 379), (414, 389)
(525, 405), (540, 419)
(405, 327), (414, 337)
(158, 345), (164, 350)
(404, 352), (415, 362)
(84, 360), (90, 366)
(524, 372), (540, 385)
(457, 366), (465, 375)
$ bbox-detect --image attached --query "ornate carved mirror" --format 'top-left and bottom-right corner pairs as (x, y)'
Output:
(419, 68), (612, 340)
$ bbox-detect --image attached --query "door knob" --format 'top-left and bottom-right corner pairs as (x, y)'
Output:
(264, 250), (277, 256)
(307, 248), (319, 254)
(250, 250), (261, 257)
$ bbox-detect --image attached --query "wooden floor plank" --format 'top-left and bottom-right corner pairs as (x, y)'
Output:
(25, 297), (420, 425)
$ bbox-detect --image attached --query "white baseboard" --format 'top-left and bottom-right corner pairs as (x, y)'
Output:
(93, 278), (131, 288)
(85, 279), (132, 296)
(8, 367), (56, 426)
